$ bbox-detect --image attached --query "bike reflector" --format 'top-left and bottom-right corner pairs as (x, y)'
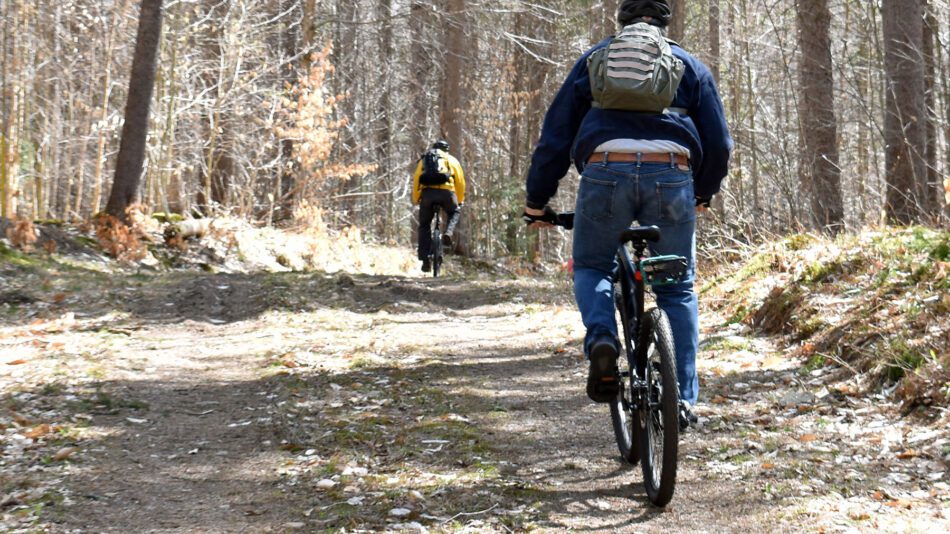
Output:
(639, 255), (688, 286)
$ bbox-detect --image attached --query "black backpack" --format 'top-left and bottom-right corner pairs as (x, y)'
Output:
(419, 149), (451, 186)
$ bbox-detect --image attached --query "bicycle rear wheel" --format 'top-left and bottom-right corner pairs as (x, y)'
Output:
(432, 247), (442, 277)
(609, 277), (640, 465)
(636, 307), (679, 507)
(431, 214), (443, 278)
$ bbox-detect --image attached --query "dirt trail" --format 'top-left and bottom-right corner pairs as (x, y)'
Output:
(1, 270), (948, 533)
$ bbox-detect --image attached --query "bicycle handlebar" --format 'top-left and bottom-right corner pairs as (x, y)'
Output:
(522, 207), (574, 230)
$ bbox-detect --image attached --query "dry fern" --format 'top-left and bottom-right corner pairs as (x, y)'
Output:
(6, 217), (38, 252)
(94, 213), (146, 261)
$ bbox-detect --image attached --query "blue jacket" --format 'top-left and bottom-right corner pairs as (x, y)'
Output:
(525, 38), (733, 206)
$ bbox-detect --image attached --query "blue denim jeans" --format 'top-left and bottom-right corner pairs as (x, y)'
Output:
(572, 160), (700, 405)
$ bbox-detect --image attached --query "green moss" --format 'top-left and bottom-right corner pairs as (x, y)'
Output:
(704, 336), (754, 352)
(784, 233), (816, 252)
(0, 242), (39, 267)
(736, 252), (777, 281)
(884, 340), (926, 382)
(930, 237), (950, 261)
(803, 354), (827, 373)
(795, 315), (825, 338)
(727, 303), (752, 325)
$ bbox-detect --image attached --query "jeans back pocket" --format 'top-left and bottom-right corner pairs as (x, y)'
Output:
(578, 175), (617, 222)
(656, 177), (695, 225)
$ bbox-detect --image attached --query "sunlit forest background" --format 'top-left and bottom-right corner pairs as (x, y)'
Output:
(1, 0), (949, 259)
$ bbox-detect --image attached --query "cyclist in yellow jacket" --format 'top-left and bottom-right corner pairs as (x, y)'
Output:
(412, 140), (466, 272)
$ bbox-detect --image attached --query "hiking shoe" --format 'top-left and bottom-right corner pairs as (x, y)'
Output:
(421, 259), (431, 272)
(586, 335), (620, 403)
(679, 401), (698, 431)
(441, 233), (453, 248)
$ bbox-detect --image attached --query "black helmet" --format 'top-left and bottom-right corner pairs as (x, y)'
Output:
(617, 0), (672, 27)
(432, 140), (450, 151)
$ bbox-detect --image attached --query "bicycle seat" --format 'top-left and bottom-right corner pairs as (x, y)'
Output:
(620, 226), (662, 244)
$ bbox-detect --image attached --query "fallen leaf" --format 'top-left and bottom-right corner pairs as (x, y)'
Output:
(12, 413), (32, 426)
(884, 499), (913, 509)
(5, 359), (28, 365)
(52, 293), (66, 304)
(24, 424), (51, 439)
(761, 462), (775, 470)
(849, 511), (870, 521)
(316, 479), (336, 489)
(281, 359), (300, 368)
(871, 491), (884, 501)
(711, 395), (730, 404)
(799, 434), (818, 443)
(53, 447), (79, 461)
(896, 449), (919, 459)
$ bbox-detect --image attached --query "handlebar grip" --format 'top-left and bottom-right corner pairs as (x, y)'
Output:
(556, 212), (575, 230)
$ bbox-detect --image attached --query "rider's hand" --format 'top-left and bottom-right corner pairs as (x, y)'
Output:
(523, 206), (557, 228)
(695, 196), (712, 214)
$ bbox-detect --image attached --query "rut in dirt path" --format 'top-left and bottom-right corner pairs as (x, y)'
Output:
(3, 272), (948, 533)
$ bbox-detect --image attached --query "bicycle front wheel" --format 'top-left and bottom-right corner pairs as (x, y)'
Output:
(636, 307), (679, 507)
(609, 278), (639, 465)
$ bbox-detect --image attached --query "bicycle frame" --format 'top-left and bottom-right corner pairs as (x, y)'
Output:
(542, 209), (684, 506)
(615, 242), (649, 411)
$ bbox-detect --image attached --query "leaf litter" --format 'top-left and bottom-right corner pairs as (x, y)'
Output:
(1, 228), (949, 532)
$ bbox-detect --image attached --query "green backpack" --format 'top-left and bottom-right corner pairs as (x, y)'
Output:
(587, 22), (685, 113)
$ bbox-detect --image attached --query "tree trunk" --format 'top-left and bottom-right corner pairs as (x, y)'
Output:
(669, 0), (687, 43)
(923, 4), (940, 218)
(591, 0), (619, 41)
(508, 3), (555, 256)
(91, 0), (131, 217)
(408, 2), (432, 154)
(300, 0), (318, 73)
(105, 0), (164, 222)
(375, 0), (395, 239)
(1, 0), (18, 218)
(881, 0), (927, 225)
(439, 0), (465, 157)
(708, 0), (724, 224)
(797, 0), (843, 232)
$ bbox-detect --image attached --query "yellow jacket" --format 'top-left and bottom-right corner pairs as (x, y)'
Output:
(412, 150), (466, 204)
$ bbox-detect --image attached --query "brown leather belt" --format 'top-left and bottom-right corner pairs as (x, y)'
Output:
(588, 152), (689, 168)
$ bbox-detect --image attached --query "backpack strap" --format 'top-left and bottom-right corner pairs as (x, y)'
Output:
(664, 107), (688, 115)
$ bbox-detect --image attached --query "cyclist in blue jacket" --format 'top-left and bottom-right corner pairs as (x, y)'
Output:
(523, 0), (732, 429)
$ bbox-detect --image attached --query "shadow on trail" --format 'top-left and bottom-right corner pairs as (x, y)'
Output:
(1, 268), (573, 327)
(4, 339), (788, 532)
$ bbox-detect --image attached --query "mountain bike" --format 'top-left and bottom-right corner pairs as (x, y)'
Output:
(429, 210), (444, 278)
(553, 211), (686, 507)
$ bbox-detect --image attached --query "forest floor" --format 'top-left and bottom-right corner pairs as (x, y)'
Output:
(1, 232), (949, 533)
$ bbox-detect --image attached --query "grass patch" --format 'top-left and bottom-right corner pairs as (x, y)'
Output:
(69, 388), (149, 414)
(883, 340), (926, 382)
(803, 353), (828, 373)
(704, 336), (754, 352)
(705, 225), (950, 406)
